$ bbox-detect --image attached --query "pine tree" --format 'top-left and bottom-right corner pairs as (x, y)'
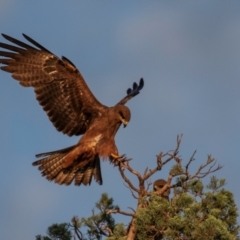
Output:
(36, 136), (239, 239)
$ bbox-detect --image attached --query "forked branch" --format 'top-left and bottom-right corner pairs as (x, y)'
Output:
(111, 135), (222, 240)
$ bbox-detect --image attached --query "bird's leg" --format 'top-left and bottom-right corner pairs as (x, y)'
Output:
(110, 153), (126, 165)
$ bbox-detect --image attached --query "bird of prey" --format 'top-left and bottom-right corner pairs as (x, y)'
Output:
(0, 34), (144, 186)
(153, 179), (170, 201)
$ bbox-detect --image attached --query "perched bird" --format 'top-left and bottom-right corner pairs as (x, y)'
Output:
(153, 179), (170, 201)
(0, 34), (144, 186)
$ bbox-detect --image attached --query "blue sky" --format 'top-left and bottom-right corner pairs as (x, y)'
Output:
(1, 1), (240, 239)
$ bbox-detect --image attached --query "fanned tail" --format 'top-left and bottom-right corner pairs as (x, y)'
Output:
(32, 145), (103, 186)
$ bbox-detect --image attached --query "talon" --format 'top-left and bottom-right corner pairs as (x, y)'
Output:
(110, 153), (126, 166)
(110, 153), (125, 159)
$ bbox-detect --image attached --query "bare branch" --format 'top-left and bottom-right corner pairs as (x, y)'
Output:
(123, 183), (139, 199)
(143, 167), (148, 177)
(170, 155), (222, 189)
(145, 179), (152, 192)
(186, 157), (223, 180)
(106, 208), (135, 217)
(128, 207), (136, 213)
(93, 222), (108, 237)
(185, 150), (197, 172)
(99, 222), (113, 237)
(121, 159), (142, 179)
(143, 135), (183, 181)
(118, 163), (140, 193)
(71, 216), (84, 240)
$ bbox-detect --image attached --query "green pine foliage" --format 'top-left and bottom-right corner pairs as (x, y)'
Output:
(135, 177), (239, 240)
(106, 224), (126, 240)
(79, 193), (117, 239)
(36, 223), (72, 240)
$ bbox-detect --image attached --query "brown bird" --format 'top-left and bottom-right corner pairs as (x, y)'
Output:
(0, 34), (144, 186)
(153, 179), (170, 201)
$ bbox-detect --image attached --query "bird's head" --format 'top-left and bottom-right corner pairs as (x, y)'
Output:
(153, 179), (170, 199)
(115, 105), (131, 127)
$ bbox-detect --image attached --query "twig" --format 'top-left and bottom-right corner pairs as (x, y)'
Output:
(106, 208), (135, 217)
(123, 183), (138, 199)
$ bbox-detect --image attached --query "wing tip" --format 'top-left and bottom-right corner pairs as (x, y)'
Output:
(117, 77), (144, 105)
(139, 78), (144, 89)
(1, 33), (11, 41)
(126, 78), (144, 96)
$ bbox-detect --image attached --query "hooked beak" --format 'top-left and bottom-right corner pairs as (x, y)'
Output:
(121, 120), (128, 128)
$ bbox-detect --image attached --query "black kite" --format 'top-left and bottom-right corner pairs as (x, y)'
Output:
(0, 34), (144, 186)
(153, 179), (170, 201)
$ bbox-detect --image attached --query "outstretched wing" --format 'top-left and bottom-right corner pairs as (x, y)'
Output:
(117, 78), (144, 105)
(0, 34), (107, 136)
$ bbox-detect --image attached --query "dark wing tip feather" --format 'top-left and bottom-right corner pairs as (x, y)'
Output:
(22, 33), (52, 53)
(1, 33), (35, 50)
(117, 78), (144, 105)
(126, 78), (144, 96)
(32, 160), (40, 166)
(1, 33), (11, 39)
(139, 77), (144, 89)
(126, 88), (132, 95)
(35, 153), (47, 158)
(62, 56), (76, 68)
(1, 33), (51, 53)
(132, 82), (138, 90)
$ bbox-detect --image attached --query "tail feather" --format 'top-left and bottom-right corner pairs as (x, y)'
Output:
(39, 154), (64, 172)
(35, 145), (77, 158)
(93, 157), (102, 184)
(75, 171), (86, 186)
(32, 145), (103, 186)
(42, 161), (64, 180)
(54, 171), (70, 185)
(74, 158), (102, 186)
(76, 165), (94, 186)
(62, 172), (75, 186)
(37, 155), (60, 169)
